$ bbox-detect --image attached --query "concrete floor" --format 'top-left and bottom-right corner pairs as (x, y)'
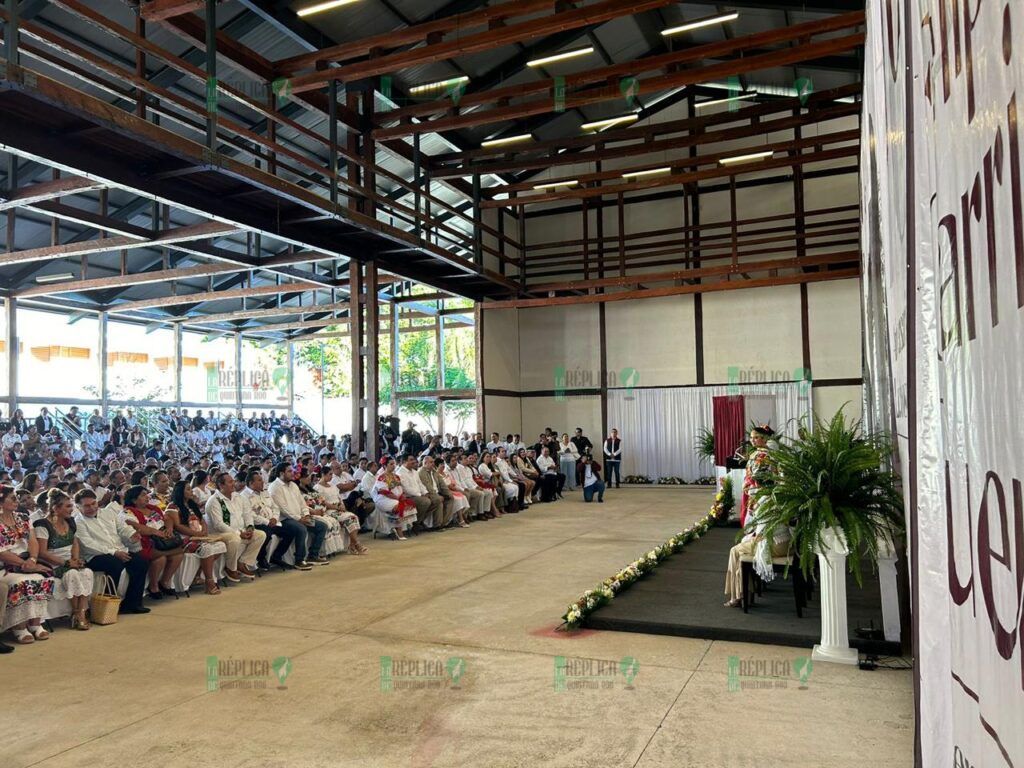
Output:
(3, 487), (913, 768)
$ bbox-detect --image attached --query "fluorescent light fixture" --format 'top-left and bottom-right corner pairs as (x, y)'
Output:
(409, 75), (470, 95)
(527, 46), (594, 68)
(35, 272), (75, 284)
(296, 0), (359, 17)
(533, 180), (579, 190)
(581, 114), (639, 132)
(481, 133), (532, 148)
(622, 167), (671, 179)
(719, 150), (775, 165)
(695, 92), (758, 109)
(662, 11), (739, 36)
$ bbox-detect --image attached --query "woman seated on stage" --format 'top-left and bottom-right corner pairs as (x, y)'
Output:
(724, 425), (791, 607)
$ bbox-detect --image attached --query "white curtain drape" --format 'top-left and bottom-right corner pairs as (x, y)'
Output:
(607, 383), (811, 482)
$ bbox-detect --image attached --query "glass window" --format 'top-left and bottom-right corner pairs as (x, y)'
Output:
(443, 399), (477, 437)
(398, 397), (438, 434)
(442, 319), (476, 389)
(106, 319), (174, 402)
(398, 324), (438, 392)
(18, 307), (100, 400)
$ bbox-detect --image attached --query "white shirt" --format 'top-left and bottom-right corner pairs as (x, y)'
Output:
(584, 465), (597, 487)
(269, 477), (307, 521)
(558, 441), (579, 459)
(75, 506), (138, 558)
(536, 455), (557, 473)
(241, 486), (276, 526)
(205, 490), (252, 532)
(453, 463), (477, 491)
(396, 465), (428, 496)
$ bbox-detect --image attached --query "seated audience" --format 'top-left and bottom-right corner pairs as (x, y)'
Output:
(0, 484), (55, 645)
(32, 488), (95, 630)
(166, 480), (228, 595)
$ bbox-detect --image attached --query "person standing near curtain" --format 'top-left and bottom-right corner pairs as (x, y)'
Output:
(603, 428), (622, 489)
(739, 425), (774, 527)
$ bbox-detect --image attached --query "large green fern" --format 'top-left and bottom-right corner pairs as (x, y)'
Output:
(753, 409), (904, 585)
(695, 427), (715, 464)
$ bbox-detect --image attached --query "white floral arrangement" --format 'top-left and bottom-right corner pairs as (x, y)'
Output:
(560, 504), (720, 630)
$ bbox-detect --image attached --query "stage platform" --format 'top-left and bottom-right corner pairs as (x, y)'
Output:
(586, 525), (901, 656)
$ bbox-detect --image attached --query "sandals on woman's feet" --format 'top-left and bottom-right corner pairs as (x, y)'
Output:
(12, 628), (34, 644)
(204, 580), (221, 595)
(28, 624), (50, 640)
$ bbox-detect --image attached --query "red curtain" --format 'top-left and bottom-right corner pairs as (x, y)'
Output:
(712, 395), (745, 466)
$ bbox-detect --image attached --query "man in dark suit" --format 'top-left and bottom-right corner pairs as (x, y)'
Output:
(401, 422), (424, 456)
(571, 427), (593, 458)
(35, 407), (55, 435)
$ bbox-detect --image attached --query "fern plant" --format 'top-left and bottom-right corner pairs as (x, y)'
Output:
(695, 427), (715, 465)
(753, 409), (904, 585)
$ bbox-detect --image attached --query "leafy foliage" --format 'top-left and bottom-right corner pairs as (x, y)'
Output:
(753, 409), (905, 585)
(695, 427), (715, 464)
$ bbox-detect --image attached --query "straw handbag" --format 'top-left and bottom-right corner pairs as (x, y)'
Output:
(90, 574), (121, 625)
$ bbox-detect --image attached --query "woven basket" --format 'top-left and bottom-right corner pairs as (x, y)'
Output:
(90, 574), (121, 625)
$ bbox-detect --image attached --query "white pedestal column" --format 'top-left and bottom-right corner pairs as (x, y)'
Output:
(812, 528), (859, 665)
(876, 536), (902, 642)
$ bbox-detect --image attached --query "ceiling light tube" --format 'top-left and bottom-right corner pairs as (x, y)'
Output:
(35, 272), (76, 284)
(581, 114), (639, 132)
(481, 134), (532, 148)
(296, 0), (359, 17)
(527, 47), (595, 68)
(719, 150), (775, 165)
(662, 12), (739, 37)
(694, 92), (758, 109)
(533, 180), (579, 190)
(409, 75), (470, 95)
(621, 167), (671, 179)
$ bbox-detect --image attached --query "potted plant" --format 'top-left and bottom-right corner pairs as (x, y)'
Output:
(753, 409), (904, 663)
(695, 427), (715, 467)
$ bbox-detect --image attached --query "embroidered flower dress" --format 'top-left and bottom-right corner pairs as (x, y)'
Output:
(32, 518), (95, 599)
(371, 470), (417, 532)
(0, 510), (56, 631)
(739, 447), (771, 528)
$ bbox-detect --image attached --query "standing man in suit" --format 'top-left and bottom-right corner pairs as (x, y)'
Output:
(571, 427), (593, 458)
(603, 428), (622, 489)
(35, 407), (55, 435)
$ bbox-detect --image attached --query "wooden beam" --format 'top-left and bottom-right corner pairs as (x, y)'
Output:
(392, 12), (864, 125)
(17, 261), (248, 297)
(140, 0), (210, 22)
(178, 301), (351, 326)
(286, 0), (682, 93)
(0, 175), (105, 210)
(375, 30), (865, 138)
(0, 220), (238, 266)
(432, 100), (860, 178)
(483, 145), (860, 207)
(275, 0), (560, 75)
(107, 281), (321, 314)
(485, 267), (861, 309)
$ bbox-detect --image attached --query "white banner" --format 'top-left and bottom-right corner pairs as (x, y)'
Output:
(864, 0), (1024, 764)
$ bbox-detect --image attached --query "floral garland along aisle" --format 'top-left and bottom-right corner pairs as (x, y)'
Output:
(560, 477), (734, 630)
